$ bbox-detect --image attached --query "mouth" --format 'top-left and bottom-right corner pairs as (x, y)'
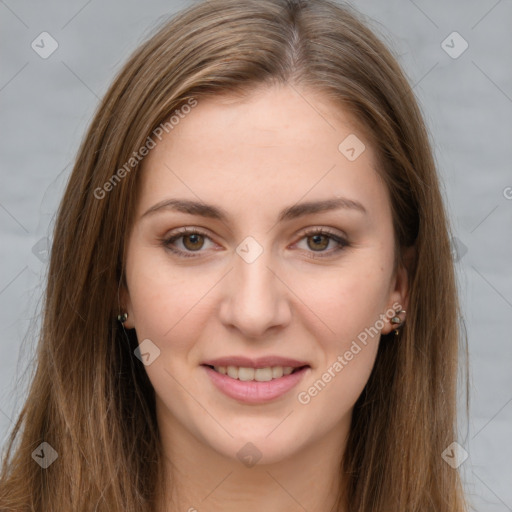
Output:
(202, 364), (310, 382)
(201, 361), (311, 404)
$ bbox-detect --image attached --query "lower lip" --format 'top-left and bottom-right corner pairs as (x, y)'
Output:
(202, 365), (310, 404)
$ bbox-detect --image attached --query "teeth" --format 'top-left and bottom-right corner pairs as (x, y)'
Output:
(227, 366), (238, 379)
(238, 367), (254, 381)
(255, 367), (273, 381)
(272, 366), (283, 378)
(214, 365), (300, 381)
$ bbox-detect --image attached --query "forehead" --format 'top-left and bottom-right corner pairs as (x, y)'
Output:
(136, 84), (390, 224)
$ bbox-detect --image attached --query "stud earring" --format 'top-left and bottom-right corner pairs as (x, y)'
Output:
(117, 312), (128, 324)
(390, 309), (406, 336)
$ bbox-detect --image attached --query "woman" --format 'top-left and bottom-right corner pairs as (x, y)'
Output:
(0, 0), (469, 510)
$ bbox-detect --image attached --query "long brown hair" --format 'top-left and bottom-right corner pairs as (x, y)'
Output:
(0, 0), (468, 510)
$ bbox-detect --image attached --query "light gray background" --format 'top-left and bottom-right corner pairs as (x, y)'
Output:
(1, 0), (511, 510)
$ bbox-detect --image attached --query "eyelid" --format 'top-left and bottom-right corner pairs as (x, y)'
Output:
(294, 225), (348, 241)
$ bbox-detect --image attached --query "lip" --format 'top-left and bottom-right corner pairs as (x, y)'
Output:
(201, 356), (310, 368)
(203, 364), (310, 404)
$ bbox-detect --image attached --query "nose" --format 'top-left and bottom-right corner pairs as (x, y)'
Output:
(218, 245), (292, 339)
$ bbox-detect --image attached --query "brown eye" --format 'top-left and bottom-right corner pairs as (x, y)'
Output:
(307, 233), (330, 251)
(182, 233), (205, 251)
(295, 228), (349, 259)
(162, 228), (214, 258)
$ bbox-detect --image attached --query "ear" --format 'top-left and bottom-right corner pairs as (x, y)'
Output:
(119, 279), (136, 329)
(381, 245), (415, 335)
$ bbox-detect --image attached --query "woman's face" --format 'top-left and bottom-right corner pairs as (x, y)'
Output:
(122, 84), (408, 465)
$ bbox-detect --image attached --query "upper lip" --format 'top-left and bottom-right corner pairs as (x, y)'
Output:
(202, 356), (310, 369)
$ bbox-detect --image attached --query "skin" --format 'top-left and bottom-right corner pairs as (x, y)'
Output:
(121, 84), (410, 512)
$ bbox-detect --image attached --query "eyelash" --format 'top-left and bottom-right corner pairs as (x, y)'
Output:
(160, 227), (349, 260)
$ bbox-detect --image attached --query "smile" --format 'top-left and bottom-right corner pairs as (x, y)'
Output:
(201, 364), (311, 404)
(207, 364), (305, 381)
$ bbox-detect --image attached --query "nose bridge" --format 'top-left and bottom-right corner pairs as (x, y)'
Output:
(236, 245), (275, 301)
(220, 237), (290, 336)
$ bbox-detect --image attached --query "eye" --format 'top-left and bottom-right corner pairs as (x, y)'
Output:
(161, 227), (349, 259)
(294, 228), (349, 259)
(161, 227), (215, 258)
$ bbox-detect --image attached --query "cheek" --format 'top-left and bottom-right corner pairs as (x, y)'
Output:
(297, 261), (391, 346)
(305, 264), (389, 408)
(308, 346), (378, 416)
(298, 301), (381, 415)
(125, 248), (208, 346)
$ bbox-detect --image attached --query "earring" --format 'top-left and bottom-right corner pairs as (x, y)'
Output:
(117, 312), (128, 324)
(390, 309), (406, 336)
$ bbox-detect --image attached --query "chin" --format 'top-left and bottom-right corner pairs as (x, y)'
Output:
(200, 423), (310, 467)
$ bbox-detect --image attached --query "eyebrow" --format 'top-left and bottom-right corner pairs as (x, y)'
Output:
(141, 197), (367, 223)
